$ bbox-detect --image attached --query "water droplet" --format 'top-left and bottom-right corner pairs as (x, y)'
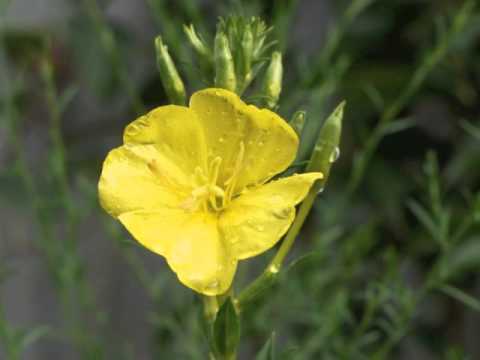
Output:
(206, 280), (219, 290)
(218, 137), (225, 143)
(268, 265), (279, 274)
(272, 208), (291, 219)
(317, 187), (325, 194)
(314, 144), (324, 152)
(329, 147), (340, 163)
(258, 141), (265, 147)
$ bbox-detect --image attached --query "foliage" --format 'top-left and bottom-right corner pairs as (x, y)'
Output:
(0, 0), (479, 359)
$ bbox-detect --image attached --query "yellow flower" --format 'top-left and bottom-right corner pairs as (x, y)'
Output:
(98, 88), (322, 295)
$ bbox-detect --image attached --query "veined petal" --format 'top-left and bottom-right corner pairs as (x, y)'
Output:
(98, 144), (189, 217)
(219, 172), (323, 260)
(119, 210), (237, 295)
(123, 105), (208, 174)
(189, 88), (298, 191)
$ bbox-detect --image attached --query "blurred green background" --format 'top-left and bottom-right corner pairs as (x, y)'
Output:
(0, 0), (479, 359)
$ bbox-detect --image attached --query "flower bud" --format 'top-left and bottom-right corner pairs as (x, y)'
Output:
(290, 111), (306, 136)
(262, 51), (283, 109)
(214, 31), (237, 92)
(238, 24), (254, 92)
(306, 101), (345, 189)
(154, 36), (186, 105)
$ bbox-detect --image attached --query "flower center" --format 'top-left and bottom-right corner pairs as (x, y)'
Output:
(180, 142), (245, 213)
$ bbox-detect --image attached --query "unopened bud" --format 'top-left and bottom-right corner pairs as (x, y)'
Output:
(214, 31), (237, 92)
(290, 111), (306, 136)
(238, 25), (253, 92)
(306, 101), (345, 189)
(154, 36), (186, 105)
(262, 51), (283, 109)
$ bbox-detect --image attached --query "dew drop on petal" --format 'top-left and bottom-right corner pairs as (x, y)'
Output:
(219, 137), (225, 143)
(206, 280), (220, 291)
(272, 208), (291, 220)
(317, 187), (325, 194)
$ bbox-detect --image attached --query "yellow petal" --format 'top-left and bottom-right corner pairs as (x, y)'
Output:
(98, 144), (189, 217)
(190, 88), (299, 191)
(119, 210), (237, 295)
(219, 172), (323, 260)
(123, 105), (208, 175)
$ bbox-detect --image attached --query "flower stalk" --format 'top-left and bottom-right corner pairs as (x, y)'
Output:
(238, 102), (345, 309)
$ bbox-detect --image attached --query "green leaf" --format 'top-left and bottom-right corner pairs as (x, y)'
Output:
(21, 325), (50, 349)
(58, 85), (79, 114)
(213, 297), (240, 357)
(406, 200), (439, 244)
(256, 332), (275, 360)
(439, 284), (480, 312)
(380, 117), (415, 135)
(460, 119), (480, 140)
(446, 236), (480, 278)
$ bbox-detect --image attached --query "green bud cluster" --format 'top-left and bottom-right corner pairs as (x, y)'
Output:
(154, 15), (283, 106)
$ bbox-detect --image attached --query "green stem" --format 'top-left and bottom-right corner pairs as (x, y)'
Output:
(238, 181), (321, 308)
(203, 296), (219, 324)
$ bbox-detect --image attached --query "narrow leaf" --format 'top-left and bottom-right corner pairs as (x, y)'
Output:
(213, 297), (240, 357)
(256, 332), (275, 360)
(440, 284), (480, 312)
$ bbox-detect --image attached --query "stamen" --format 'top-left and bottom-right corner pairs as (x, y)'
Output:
(224, 141), (245, 204)
(209, 157), (222, 185)
(180, 146), (243, 213)
(194, 166), (208, 186)
(208, 185), (226, 211)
